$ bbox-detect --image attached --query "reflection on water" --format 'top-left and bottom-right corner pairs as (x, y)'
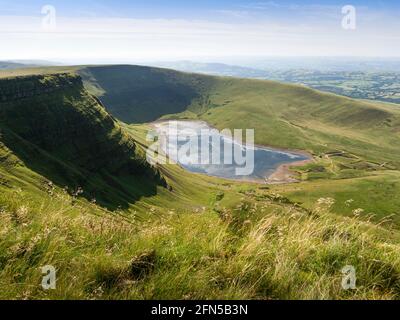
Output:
(153, 121), (309, 181)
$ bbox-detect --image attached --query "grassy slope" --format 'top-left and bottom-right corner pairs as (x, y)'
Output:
(1, 123), (400, 300)
(1, 66), (400, 299)
(0, 73), (165, 210)
(273, 171), (400, 224)
(200, 79), (400, 164)
(69, 65), (400, 223)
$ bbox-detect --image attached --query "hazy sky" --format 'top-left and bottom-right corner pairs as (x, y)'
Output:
(0, 0), (399, 62)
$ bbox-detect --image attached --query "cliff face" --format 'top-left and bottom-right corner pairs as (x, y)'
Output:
(0, 74), (118, 170)
(0, 73), (82, 102)
(0, 73), (165, 209)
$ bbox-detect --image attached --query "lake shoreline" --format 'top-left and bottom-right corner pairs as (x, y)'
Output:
(150, 119), (314, 184)
(265, 158), (313, 184)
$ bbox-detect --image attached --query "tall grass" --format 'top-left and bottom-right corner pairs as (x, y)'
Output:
(0, 187), (399, 300)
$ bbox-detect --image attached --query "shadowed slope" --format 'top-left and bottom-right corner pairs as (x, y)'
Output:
(0, 73), (166, 209)
(79, 65), (215, 123)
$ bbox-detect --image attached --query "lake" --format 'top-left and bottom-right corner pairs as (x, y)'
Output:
(153, 121), (310, 182)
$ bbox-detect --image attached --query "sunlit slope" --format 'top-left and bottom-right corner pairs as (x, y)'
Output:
(199, 78), (400, 166)
(0, 73), (165, 209)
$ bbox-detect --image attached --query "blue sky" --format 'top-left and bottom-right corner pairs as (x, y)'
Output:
(0, 1), (399, 62)
(1, 0), (399, 20)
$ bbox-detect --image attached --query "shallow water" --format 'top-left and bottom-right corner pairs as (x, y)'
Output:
(153, 121), (309, 181)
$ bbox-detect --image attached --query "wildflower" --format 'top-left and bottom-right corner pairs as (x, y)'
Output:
(353, 208), (364, 216)
(314, 197), (335, 214)
(345, 199), (354, 207)
(317, 198), (335, 207)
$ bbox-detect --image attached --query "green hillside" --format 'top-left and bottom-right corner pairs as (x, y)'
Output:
(2, 65), (400, 217)
(1, 66), (400, 300)
(0, 73), (165, 210)
(1, 118), (400, 300)
(73, 66), (400, 219)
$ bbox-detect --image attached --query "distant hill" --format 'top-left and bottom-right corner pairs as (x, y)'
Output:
(6, 60), (60, 66)
(152, 61), (271, 78)
(0, 61), (32, 70)
(151, 61), (400, 105)
(0, 60), (60, 71)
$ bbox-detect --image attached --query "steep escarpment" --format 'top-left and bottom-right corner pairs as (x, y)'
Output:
(0, 73), (165, 209)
